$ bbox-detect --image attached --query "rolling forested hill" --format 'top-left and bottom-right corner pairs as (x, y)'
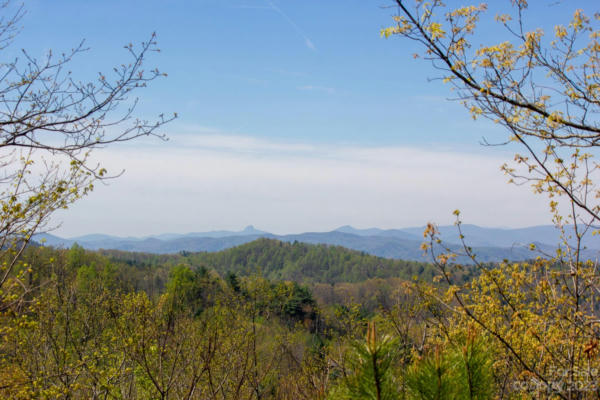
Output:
(186, 238), (440, 283)
(102, 238), (475, 284)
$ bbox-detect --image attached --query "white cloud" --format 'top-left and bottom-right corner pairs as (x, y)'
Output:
(50, 133), (551, 237)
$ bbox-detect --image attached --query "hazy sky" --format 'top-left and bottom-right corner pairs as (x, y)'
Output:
(11, 0), (592, 237)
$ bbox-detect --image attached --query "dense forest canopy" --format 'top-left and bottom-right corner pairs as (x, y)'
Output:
(100, 238), (444, 284)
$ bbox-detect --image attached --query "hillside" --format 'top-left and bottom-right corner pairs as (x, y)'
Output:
(103, 238), (474, 284)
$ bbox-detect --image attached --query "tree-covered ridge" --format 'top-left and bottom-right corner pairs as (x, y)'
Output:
(189, 238), (443, 283)
(102, 238), (448, 284)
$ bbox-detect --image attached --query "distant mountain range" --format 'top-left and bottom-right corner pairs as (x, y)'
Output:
(33, 224), (600, 263)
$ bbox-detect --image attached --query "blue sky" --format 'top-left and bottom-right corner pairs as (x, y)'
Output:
(11, 0), (594, 236)
(17, 0), (494, 146)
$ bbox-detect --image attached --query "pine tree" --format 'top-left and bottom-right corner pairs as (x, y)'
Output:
(405, 331), (494, 400)
(330, 321), (400, 400)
